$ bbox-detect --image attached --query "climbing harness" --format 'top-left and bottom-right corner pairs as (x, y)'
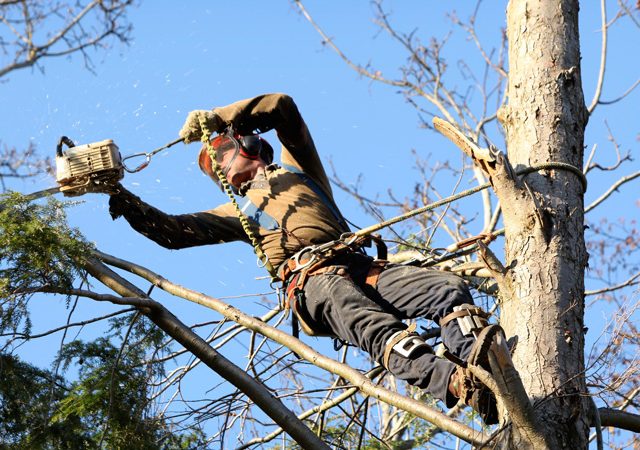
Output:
(275, 232), (388, 337)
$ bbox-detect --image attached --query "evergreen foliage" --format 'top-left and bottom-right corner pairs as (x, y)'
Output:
(0, 192), (91, 335)
(0, 353), (92, 449)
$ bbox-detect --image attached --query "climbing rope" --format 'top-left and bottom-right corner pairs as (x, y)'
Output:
(354, 162), (587, 239)
(199, 121), (278, 281)
(194, 122), (585, 283)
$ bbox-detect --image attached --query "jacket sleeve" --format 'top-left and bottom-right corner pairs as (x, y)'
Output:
(108, 187), (249, 249)
(212, 93), (334, 198)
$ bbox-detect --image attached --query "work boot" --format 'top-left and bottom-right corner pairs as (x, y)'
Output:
(448, 324), (504, 425)
(449, 366), (499, 425)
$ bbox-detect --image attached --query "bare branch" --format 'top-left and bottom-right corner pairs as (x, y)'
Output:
(237, 367), (386, 449)
(597, 77), (640, 105)
(588, 0), (608, 114)
(79, 257), (332, 450)
(0, 0), (134, 79)
(585, 170), (640, 213)
(0, 307), (135, 340)
(94, 249), (490, 444)
(292, 1), (406, 89)
(585, 270), (640, 296)
(598, 408), (640, 433)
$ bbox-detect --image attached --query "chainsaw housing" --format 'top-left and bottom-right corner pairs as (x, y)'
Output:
(56, 139), (123, 197)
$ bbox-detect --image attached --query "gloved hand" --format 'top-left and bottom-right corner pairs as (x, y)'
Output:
(179, 110), (222, 144)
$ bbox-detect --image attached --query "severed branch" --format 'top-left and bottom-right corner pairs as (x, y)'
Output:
(94, 249), (490, 445)
(432, 117), (519, 194)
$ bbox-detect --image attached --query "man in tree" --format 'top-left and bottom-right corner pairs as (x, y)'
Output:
(106, 93), (504, 424)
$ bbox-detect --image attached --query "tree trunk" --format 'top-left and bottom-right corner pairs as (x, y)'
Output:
(497, 0), (590, 448)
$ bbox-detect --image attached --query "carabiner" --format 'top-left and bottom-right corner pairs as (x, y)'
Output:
(292, 246), (317, 272)
(122, 137), (184, 173)
(340, 232), (360, 247)
(256, 253), (271, 269)
(122, 152), (152, 173)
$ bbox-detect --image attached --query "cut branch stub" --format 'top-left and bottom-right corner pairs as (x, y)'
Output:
(432, 117), (521, 195)
(432, 117), (535, 235)
(433, 117), (497, 177)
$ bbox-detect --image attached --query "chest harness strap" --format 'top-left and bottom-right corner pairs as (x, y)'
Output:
(238, 164), (350, 232)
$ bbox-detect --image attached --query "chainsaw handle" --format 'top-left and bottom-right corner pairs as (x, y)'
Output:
(56, 136), (76, 157)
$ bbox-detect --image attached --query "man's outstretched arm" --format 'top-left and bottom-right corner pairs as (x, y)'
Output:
(108, 186), (248, 249)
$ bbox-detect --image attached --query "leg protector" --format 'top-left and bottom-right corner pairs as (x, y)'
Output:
(382, 323), (432, 369)
(440, 304), (489, 338)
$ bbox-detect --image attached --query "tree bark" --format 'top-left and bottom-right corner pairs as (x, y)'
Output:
(497, 0), (590, 448)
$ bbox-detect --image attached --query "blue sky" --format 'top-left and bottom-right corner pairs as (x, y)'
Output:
(2, 0), (639, 443)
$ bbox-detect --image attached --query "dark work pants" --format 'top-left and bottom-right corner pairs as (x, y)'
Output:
(301, 259), (475, 406)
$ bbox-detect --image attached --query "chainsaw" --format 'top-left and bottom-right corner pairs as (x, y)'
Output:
(0, 136), (183, 212)
(52, 135), (183, 198)
(55, 136), (124, 197)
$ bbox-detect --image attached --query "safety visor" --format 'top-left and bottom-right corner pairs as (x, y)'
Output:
(198, 134), (239, 188)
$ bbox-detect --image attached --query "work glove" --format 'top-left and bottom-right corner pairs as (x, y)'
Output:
(179, 110), (222, 144)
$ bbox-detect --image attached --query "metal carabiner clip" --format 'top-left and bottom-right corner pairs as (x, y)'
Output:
(291, 246), (317, 272)
(257, 253), (271, 269)
(122, 137), (184, 173)
(122, 152), (152, 173)
(339, 232), (360, 247)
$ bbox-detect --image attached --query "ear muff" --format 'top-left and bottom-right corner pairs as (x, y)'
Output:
(258, 138), (274, 165)
(239, 135), (274, 164)
(238, 135), (261, 158)
(197, 133), (274, 190)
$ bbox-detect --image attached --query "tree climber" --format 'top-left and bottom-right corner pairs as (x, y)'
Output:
(106, 93), (504, 425)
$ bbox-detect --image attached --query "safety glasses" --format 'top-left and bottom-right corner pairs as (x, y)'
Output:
(198, 132), (259, 194)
